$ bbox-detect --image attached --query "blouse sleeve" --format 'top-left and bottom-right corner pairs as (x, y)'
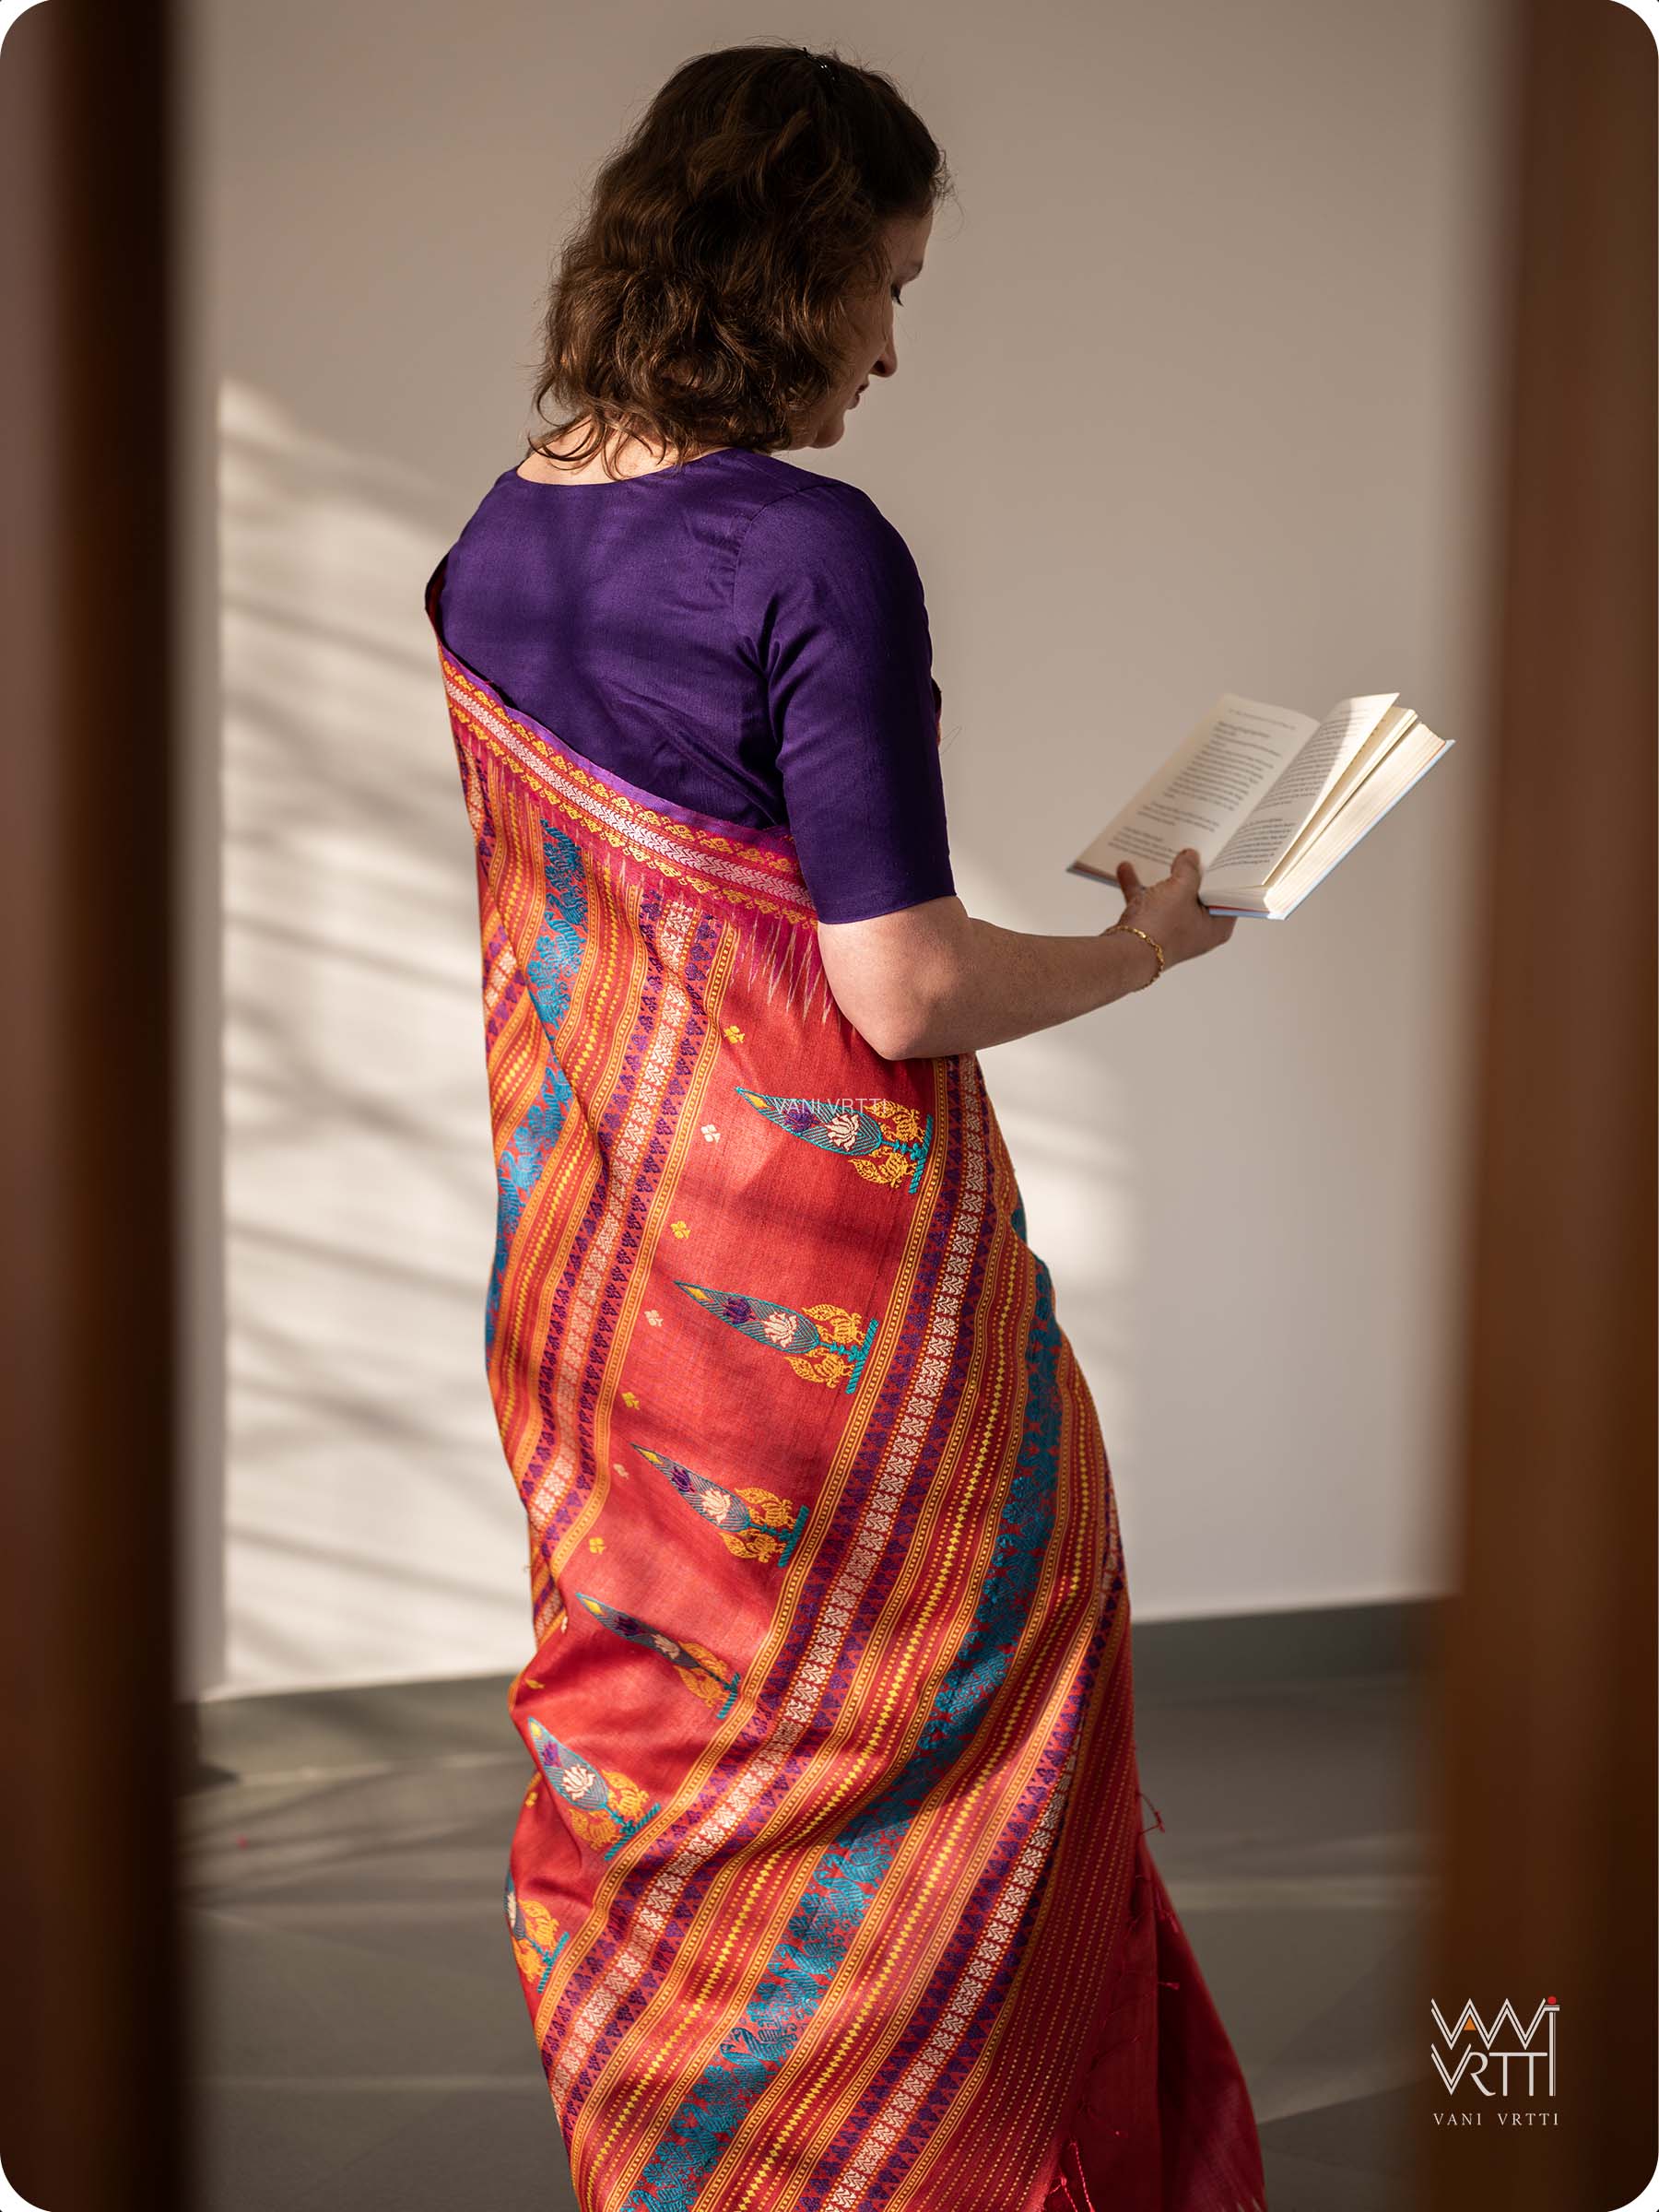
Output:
(731, 479), (956, 925)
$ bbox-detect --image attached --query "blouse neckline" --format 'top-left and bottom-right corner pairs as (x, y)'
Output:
(505, 446), (746, 491)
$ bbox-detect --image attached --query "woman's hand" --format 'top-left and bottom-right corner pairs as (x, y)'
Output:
(1113, 848), (1236, 969)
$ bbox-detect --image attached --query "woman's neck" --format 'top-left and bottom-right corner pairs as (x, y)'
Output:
(521, 423), (726, 485)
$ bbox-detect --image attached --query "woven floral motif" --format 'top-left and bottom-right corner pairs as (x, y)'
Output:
(675, 1280), (879, 1393)
(734, 1087), (934, 1194)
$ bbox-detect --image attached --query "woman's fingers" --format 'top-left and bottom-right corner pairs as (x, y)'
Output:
(1120, 849), (1201, 899)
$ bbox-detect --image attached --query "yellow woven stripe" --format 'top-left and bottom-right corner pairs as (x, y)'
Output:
(585, 1084), (1022, 2195)
(553, 1060), (953, 2173)
(499, 863), (647, 1507)
(880, 1375), (1126, 2212)
(589, 1316), (994, 2187)
(556, 916), (737, 1578)
(527, 889), (700, 1540)
(708, 1211), (1068, 2197)
(484, 987), (552, 1157)
(487, 778), (628, 1451)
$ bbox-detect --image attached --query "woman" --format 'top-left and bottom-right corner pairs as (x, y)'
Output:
(424, 41), (1264, 2212)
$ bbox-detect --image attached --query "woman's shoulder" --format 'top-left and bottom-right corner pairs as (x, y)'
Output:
(735, 449), (896, 524)
(731, 453), (917, 577)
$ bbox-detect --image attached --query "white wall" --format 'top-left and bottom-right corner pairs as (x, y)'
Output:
(184, 0), (1511, 1698)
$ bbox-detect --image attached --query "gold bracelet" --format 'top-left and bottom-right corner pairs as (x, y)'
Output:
(1105, 921), (1165, 987)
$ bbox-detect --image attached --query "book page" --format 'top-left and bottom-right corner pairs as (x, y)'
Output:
(1202, 692), (1399, 889)
(1266, 703), (1418, 883)
(1267, 723), (1448, 912)
(1069, 695), (1317, 881)
(1202, 723), (1453, 919)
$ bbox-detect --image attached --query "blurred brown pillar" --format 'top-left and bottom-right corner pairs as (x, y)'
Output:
(1418, 1), (1657, 2208)
(0, 3), (185, 2209)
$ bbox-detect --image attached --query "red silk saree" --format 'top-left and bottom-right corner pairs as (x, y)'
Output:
(426, 552), (1266, 2212)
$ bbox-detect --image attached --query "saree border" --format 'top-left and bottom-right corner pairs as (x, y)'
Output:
(426, 554), (818, 927)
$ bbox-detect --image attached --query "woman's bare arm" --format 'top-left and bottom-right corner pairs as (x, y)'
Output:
(816, 849), (1235, 1061)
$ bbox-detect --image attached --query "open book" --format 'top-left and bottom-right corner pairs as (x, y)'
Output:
(1069, 692), (1453, 918)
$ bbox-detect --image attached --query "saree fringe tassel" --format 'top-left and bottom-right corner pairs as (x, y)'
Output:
(426, 554), (1267, 2211)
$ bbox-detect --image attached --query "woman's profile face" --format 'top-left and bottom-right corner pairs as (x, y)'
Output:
(799, 206), (934, 450)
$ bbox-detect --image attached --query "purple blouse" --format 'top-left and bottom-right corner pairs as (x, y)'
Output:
(436, 447), (955, 924)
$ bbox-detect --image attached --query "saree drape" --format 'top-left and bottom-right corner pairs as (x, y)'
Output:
(425, 552), (1266, 2212)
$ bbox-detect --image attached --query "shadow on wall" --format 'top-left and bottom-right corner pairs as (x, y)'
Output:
(219, 379), (531, 1697)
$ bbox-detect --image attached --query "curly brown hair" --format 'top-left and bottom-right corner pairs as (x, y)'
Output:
(525, 43), (950, 477)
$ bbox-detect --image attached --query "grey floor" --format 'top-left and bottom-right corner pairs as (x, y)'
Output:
(181, 1642), (1432, 2211)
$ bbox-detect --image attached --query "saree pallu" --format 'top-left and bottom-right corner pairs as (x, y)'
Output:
(425, 553), (1266, 2212)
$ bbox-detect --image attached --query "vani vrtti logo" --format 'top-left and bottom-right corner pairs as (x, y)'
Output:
(1430, 1996), (1560, 2126)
